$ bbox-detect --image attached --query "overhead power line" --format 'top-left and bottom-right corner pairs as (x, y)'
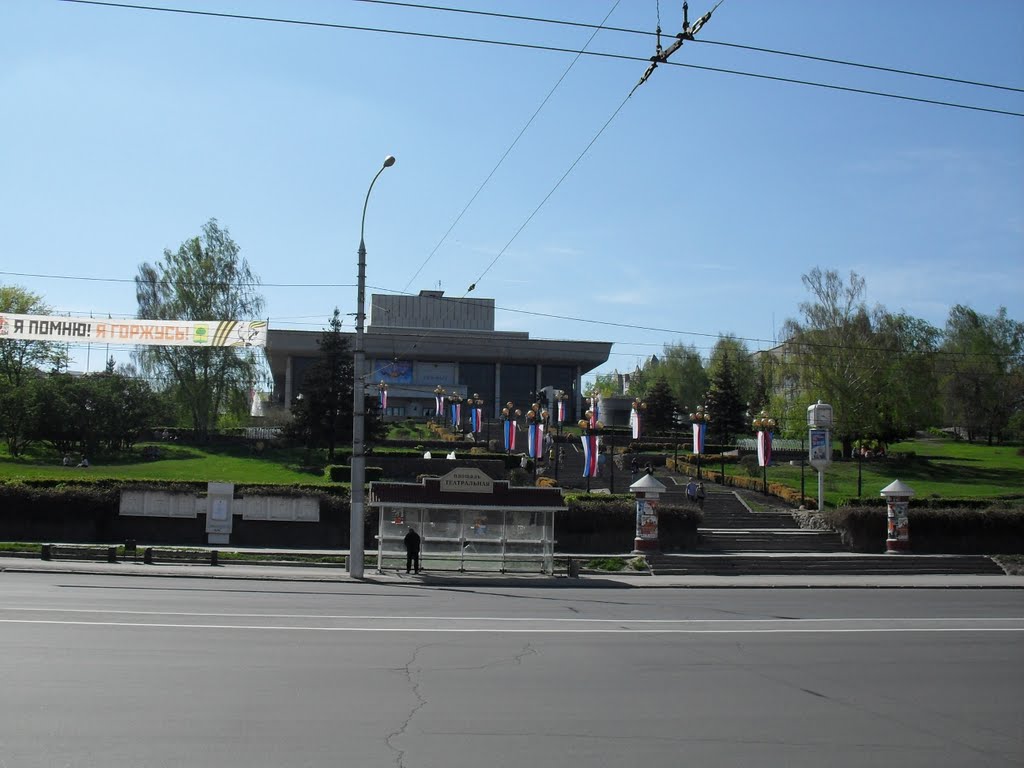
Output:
(57, 0), (1024, 117)
(352, 0), (1024, 94)
(402, 0), (623, 292)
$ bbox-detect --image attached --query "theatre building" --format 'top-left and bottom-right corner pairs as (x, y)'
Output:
(265, 291), (612, 421)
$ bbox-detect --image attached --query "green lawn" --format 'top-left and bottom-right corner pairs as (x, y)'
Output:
(0, 442), (333, 485)
(682, 435), (1024, 505)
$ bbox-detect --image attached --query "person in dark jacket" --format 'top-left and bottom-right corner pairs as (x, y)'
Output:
(404, 527), (421, 574)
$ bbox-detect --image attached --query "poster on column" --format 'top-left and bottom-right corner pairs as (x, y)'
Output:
(0, 313), (267, 347)
(636, 498), (658, 540)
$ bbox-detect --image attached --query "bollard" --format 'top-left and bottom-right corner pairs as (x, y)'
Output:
(567, 557), (580, 578)
(41, 544), (52, 561)
(107, 547), (117, 563)
(143, 547), (154, 565)
(210, 550), (219, 566)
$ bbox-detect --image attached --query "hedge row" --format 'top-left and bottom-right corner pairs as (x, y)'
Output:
(560, 494), (701, 552)
(834, 495), (1024, 509)
(326, 465), (385, 483)
(810, 505), (1024, 554)
(0, 480), (702, 553)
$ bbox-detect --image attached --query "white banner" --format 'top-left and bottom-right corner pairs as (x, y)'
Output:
(0, 313), (268, 348)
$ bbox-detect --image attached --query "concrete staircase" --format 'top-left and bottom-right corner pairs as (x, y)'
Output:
(649, 479), (1002, 576)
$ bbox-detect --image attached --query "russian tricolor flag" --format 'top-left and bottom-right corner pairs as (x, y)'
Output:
(693, 422), (706, 455)
(757, 430), (773, 467)
(581, 433), (600, 477)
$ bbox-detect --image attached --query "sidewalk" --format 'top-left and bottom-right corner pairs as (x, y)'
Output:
(4, 556), (1023, 589)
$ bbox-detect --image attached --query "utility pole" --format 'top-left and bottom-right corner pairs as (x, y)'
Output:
(635, 2), (723, 90)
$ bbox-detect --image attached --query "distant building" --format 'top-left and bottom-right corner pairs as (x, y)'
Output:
(265, 291), (612, 421)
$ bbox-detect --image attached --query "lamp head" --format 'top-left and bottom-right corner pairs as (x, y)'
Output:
(383, 155), (396, 168)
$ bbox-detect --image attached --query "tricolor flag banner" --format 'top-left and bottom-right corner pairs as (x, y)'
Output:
(435, 394), (444, 416)
(527, 423), (544, 458)
(504, 419), (517, 451)
(693, 422), (706, 455)
(581, 433), (600, 477)
(450, 403), (462, 427)
(557, 399), (566, 424)
(379, 386), (388, 411)
(757, 430), (773, 467)
(0, 313), (268, 347)
(630, 407), (641, 440)
(471, 407), (481, 434)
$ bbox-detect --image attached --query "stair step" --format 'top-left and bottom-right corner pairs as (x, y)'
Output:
(644, 553), (1004, 576)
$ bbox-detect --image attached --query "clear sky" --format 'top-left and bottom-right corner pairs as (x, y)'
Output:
(2, 0), (1022, 385)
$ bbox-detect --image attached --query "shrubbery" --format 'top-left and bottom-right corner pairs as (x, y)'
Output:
(819, 504), (1024, 554)
(327, 465), (384, 483)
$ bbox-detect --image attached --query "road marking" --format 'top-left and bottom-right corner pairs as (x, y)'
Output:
(2, 618), (1023, 634)
(2, 608), (1023, 623)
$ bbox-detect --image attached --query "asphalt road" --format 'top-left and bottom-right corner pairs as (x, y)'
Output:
(1, 573), (1022, 768)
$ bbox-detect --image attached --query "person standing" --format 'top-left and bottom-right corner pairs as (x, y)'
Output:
(403, 526), (421, 574)
(686, 477), (697, 503)
(696, 482), (706, 511)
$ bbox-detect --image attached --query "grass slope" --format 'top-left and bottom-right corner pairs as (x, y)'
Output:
(0, 443), (332, 485)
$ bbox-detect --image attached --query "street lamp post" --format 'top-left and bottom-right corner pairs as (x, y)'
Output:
(578, 411), (604, 493)
(350, 154), (396, 580)
(467, 393), (484, 442)
(689, 405), (711, 481)
(525, 401), (548, 480)
(501, 402), (520, 455)
(449, 392), (464, 437)
(751, 410), (777, 495)
(377, 381), (388, 420)
(433, 386), (446, 425)
(673, 409), (683, 466)
(554, 390), (568, 480)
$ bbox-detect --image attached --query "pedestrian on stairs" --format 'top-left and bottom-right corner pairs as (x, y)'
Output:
(696, 482), (706, 511)
(686, 477), (697, 503)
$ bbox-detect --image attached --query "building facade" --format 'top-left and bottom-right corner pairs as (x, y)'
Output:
(265, 291), (612, 422)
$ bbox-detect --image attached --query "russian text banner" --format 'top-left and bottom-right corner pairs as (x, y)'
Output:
(0, 314), (268, 348)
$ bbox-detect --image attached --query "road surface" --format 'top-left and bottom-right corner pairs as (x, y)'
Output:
(1, 572), (1021, 767)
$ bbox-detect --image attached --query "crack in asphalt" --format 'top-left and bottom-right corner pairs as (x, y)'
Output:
(384, 643), (434, 768)
(383, 642), (539, 766)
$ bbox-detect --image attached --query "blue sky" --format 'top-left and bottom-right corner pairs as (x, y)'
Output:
(2, 0), (1022, 384)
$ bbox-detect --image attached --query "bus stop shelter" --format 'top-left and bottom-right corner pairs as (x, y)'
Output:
(369, 467), (564, 574)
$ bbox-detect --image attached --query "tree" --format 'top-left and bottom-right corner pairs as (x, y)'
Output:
(287, 309), (353, 461)
(0, 285), (67, 455)
(133, 219), (266, 441)
(781, 268), (888, 457)
(643, 376), (677, 433)
(629, 343), (708, 414)
(32, 370), (163, 456)
(705, 348), (747, 445)
(939, 306), (1023, 444)
(707, 335), (757, 411)
(872, 312), (941, 443)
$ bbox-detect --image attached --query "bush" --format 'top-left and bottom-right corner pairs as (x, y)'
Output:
(327, 465), (384, 483)
(822, 504), (1024, 553)
(738, 454), (760, 478)
(555, 495), (700, 552)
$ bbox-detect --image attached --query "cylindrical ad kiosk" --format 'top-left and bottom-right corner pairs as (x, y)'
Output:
(880, 479), (915, 553)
